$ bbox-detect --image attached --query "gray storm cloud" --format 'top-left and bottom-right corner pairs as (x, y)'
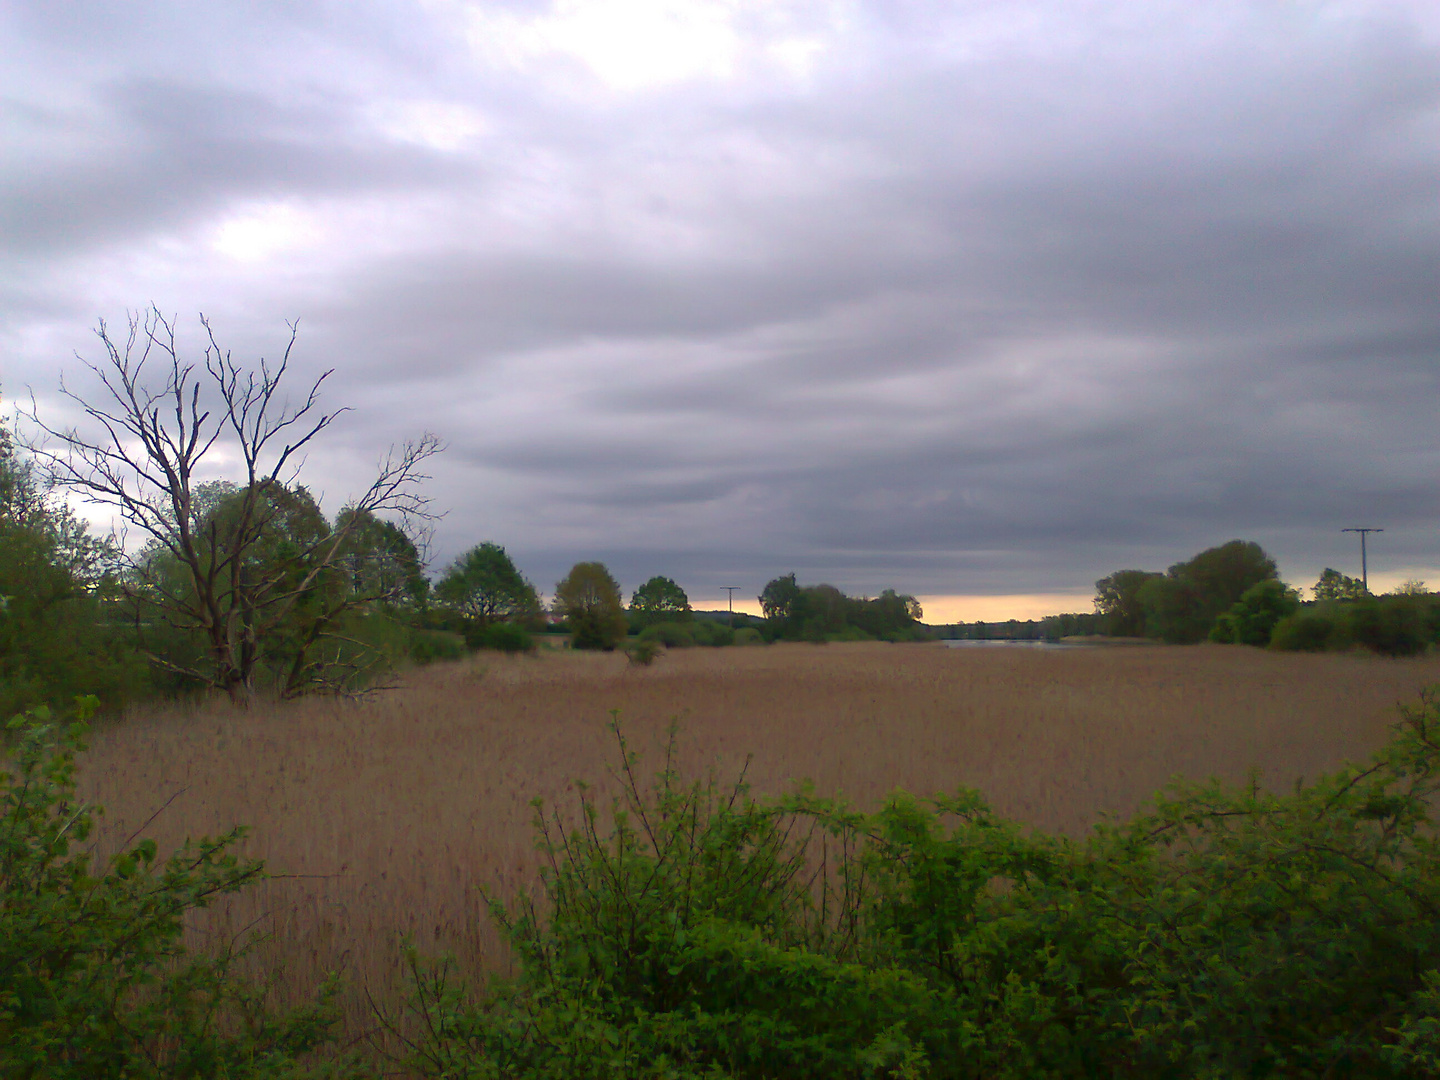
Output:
(4, 1), (1439, 607)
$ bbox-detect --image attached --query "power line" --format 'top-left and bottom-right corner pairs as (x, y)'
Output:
(722, 586), (740, 613)
(1341, 528), (1383, 593)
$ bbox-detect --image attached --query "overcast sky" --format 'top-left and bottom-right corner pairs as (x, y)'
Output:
(4, 1), (1439, 619)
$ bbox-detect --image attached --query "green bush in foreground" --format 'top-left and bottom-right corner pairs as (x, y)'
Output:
(407, 627), (467, 665)
(637, 621), (695, 648)
(467, 621), (536, 654)
(626, 639), (662, 666)
(405, 698), (1440, 1079)
(1, 701), (361, 1079)
(637, 620), (739, 649)
(1269, 608), (1340, 651)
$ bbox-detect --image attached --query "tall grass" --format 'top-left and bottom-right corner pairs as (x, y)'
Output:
(73, 641), (1440, 1037)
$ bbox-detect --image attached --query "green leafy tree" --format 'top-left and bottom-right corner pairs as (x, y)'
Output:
(1135, 540), (1279, 643)
(629, 576), (691, 626)
(554, 562), (628, 650)
(1209, 578), (1301, 646)
(758, 573), (802, 624)
(336, 506), (429, 609)
(1093, 569), (1162, 637)
(1314, 566), (1367, 601)
(133, 481), (425, 699)
(0, 406), (145, 716)
(24, 308), (441, 703)
(435, 542), (539, 625)
(1, 702), (356, 1078)
(760, 575), (923, 642)
(1181, 539), (1279, 607)
(850, 589), (924, 641)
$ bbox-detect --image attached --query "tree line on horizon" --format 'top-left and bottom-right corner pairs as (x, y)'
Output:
(3, 374), (929, 712)
(8, 374), (1436, 718)
(930, 541), (1439, 657)
(0, 306), (929, 716)
(5, 310), (1435, 719)
(1090, 539), (1438, 655)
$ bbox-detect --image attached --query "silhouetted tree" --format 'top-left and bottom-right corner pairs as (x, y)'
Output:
(1140, 541), (1279, 643)
(759, 573), (802, 623)
(555, 562), (627, 650)
(1313, 567), (1367, 601)
(630, 576), (691, 627)
(1094, 569), (1162, 637)
(759, 575), (923, 641)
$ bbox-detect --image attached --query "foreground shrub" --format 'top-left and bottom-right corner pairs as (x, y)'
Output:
(1269, 608), (1340, 652)
(1349, 597), (1430, 657)
(690, 620), (735, 647)
(637, 622), (695, 648)
(467, 621), (536, 654)
(408, 627), (466, 665)
(405, 696), (1440, 1078)
(626, 639), (661, 666)
(638, 621), (738, 649)
(732, 627), (765, 646)
(1, 701), (358, 1078)
(1209, 578), (1300, 646)
(1271, 597), (1435, 657)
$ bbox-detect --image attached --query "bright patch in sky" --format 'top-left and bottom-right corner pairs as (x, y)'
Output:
(463, 0), (837, 90)
(918, 594), (1098, 625)
(210, 202), (323, 262)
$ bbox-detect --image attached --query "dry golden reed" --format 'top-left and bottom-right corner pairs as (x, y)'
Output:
(73, 640), (1440, 1034)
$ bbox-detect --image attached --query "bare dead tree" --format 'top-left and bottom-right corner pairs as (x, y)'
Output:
(24, 307), (443, 704)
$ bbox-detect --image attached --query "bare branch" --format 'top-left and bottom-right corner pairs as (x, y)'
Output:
(21, 306), (443, 704)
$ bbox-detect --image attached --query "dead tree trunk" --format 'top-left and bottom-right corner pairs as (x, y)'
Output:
(25, 307), (442, 703)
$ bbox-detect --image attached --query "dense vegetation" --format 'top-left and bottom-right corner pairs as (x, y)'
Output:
(16, 687), (1440, 1077)
(1, 702), (360, 1078)
(1087, 540), (1440, 657)
(404, 698), (1440, 1078)
(1267, 592), (1440, 657)
(394, 696), (1440, 1077)
(1094, 540), (1280, 644)
(0, 412), (148, 718)
(758, 574), (927, 642)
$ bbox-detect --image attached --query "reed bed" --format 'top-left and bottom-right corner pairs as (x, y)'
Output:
(73, 640), (1440, 1037)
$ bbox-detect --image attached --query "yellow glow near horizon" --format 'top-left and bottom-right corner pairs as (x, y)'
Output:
(916, 594), (1097, 625)
(692, 594), (1097, 623)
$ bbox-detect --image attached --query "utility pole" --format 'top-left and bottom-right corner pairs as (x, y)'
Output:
(722, 586), (740, 613)
(1341, 528), (1383, 593)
